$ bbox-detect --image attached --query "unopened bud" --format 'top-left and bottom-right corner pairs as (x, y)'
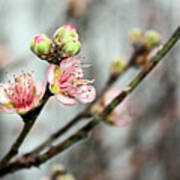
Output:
(30, 34), (52, 56)
(128, 28), (144, 46)
(53, 24), (81, 58)
(61, 39), (81, 58)
(50, 164), (75, 180)
(50, 164), (66, 176)
(145, 30), (161, 49)
(53, 24), (79, 46)
(110, 57), (127, 75)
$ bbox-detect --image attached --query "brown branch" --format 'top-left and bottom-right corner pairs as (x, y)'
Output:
(0, 26), (179, 177)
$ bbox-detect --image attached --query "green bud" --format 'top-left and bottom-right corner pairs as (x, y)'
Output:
(53, 25), (81, 58)
(145, 30), (161, 49)
(110, 57), (127, 74)
(61, 39), (81, 58)
(50, 164), (65, 176)
(30, 34), (52, 56)
(128, 28), (144, 46)
(53, 24), (79, 47)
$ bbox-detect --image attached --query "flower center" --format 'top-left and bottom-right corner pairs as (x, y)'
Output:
(5, 72), (35, 108)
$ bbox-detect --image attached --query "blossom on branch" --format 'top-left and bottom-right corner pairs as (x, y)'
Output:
(46, 57), (96, 106)
(128, 28), (161, 67)
(91, 88), (130, 127)
(0, 71), (46, 114)
(128, 28), (161, 50)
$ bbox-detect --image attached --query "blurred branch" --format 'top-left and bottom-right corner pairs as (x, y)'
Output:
(67, 0), (92, 18)
(0, 86), (52, 169)
(0, 26), (179, 177)
(26, 112), (92, 156)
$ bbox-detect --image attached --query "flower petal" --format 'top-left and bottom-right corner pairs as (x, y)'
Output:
(106, 113), (128, 127)
(77, 85), (96, 104)
(60, 57), (81, 72)
(114, 116), (128, 127)
(0, 83), (11, 104)
(17, 103), (35, 114)
(0, 106), (17, 113)
(55, 94), (77, 106)
(35, 81), (46, 101)
(30, 80), (46, 110)
(104, 87), (121, 105)
(46, 64), (56, 84)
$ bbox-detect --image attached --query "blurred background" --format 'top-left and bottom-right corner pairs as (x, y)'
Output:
(0, 0), (179, 179)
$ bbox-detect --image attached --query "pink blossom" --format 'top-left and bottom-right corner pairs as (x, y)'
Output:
(92, 88), (130, 127)
(0, 72), (46, 114)
(46, 58), (96, 106)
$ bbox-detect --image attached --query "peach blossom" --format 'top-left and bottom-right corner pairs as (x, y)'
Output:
(46, 58), (96, 106)
(0, 72), (46, 114)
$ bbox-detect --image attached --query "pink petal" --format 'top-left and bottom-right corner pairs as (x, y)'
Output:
(17, 103), (35, 114)
(77, 85), (96, 104)
(46, 64), (56, 85)
(111, 112), (129, 127)
(0, 106), (17, 113)
(60, 58), (81, 72)
(34, 81), (46, 102)
(30, 81), (46, 109)
(55, 94), (77, 106)
(0, 83), (11, 104)
(104, 88), (121, 105)
(114, 118), (128, 127)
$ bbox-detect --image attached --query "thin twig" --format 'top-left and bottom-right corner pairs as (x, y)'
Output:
(0, 26), (179, 177)
(25, 112), (92, 155)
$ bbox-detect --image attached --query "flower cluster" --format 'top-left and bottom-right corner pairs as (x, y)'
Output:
(128, 28), (161, 67)
(0, 24), (96, 115)
(31, 24), (81, 62)
(128, 28), (161, 50)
